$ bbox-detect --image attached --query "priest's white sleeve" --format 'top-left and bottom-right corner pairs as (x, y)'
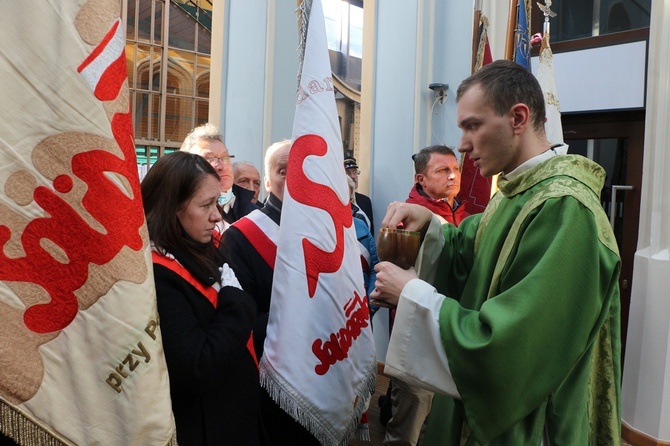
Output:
(413, 215), (445, 283)
(383, 278), (461, 399)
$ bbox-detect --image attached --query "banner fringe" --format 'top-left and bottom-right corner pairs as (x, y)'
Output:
(260, 358), (376, 446)
(2, 400), (68, 446)
(1, 399), (178, 446)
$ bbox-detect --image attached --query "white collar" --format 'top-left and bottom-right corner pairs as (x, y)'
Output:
(502, 147), (559, 181)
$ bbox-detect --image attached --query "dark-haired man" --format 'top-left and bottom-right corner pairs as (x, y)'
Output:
(407, 145), (469, 226)
(381, 146), (469, 446)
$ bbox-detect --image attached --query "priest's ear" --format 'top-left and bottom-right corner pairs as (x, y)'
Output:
(510, 103), (531, 136)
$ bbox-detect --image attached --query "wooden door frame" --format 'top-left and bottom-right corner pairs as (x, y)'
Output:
(562, 109), (645, 359)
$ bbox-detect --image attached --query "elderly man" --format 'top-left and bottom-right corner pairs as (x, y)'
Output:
(180, 123), (257, 229)
(233, 161), (262, 204)
(222, 140), (320, 446)
(372, 60), (621, 445)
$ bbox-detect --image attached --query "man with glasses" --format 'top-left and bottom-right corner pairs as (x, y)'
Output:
(180, 123), (258, 231)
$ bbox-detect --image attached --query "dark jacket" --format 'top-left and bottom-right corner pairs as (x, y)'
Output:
(221, 194), (320, 446)
(406, 183), (469, 226)
(225, 184), (260, 223)
(355, 191), (374, 232)
(222, 194), (281, 357)
(153, 247), (262, 446)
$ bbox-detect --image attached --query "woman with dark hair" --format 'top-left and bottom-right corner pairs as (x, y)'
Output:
(141, 151), (263, 445)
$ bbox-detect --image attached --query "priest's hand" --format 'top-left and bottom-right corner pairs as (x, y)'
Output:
(381, 202), (433, 237)
(370, 261), (418, 307)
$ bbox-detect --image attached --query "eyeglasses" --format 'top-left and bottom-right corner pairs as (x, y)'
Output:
(205, 155), (235, 165)
(346, 168), (361, 175)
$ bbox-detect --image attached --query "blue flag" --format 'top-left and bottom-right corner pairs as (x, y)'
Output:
(515, 0), (531, 70)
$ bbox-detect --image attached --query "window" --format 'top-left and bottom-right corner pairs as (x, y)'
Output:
(323, 0), (363, 90)
(544, 0), (651, 43)
(125, 0), (213, 174)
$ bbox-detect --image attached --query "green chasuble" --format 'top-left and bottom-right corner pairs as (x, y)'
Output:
(423, 155), (622, 446)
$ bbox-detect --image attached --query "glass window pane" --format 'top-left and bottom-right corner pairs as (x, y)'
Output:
(324, 0), (342, 51)
(136, 145), (151, 181)
(137, 0), (153, 41)
(167, 51), (195, 96)
(151, 58), (161, 92)
(549, 0), (594, 42)
(134, 92), (150, 139)
(129, 0), (213, 169)
(153, 1), (163, 45)
(349, 4), (363, 58)
(126, 0), (136, 40)
(324, 0), (364, 93)
(339, 2), (349, 53)
(197, 25), (211, 54)
(135, 145), (149, 165)
(196, 57), (209, 98)
(126, 44), (136, 89)
(549, 0), (651, 42)
(600, 0), (651, 34)
(149, 146), (160, 165)
(169, 3), (196, 51)
(134, 44), (151, 90)
(165, 95), (194, 142)
(196, 99), (209, 126)
(150, 94), (160, 140)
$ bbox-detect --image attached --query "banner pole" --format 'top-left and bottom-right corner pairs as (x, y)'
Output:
(504, 0), (518, 60)
(471, 5), (482, 74)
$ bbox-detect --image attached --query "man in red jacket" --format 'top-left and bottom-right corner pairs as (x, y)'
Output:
(382, 145), (469, 446)
(406, 145), (469, 226)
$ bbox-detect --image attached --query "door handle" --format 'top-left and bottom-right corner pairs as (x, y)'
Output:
(610, 185), (633, 230)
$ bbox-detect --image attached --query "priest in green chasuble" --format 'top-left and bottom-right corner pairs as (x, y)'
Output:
(371, 60), (621, 446)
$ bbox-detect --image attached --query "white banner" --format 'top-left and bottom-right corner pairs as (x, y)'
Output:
(537, 33), (567, 153)
(260, 1), (376, 445)
(0, 1), (176, 444)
